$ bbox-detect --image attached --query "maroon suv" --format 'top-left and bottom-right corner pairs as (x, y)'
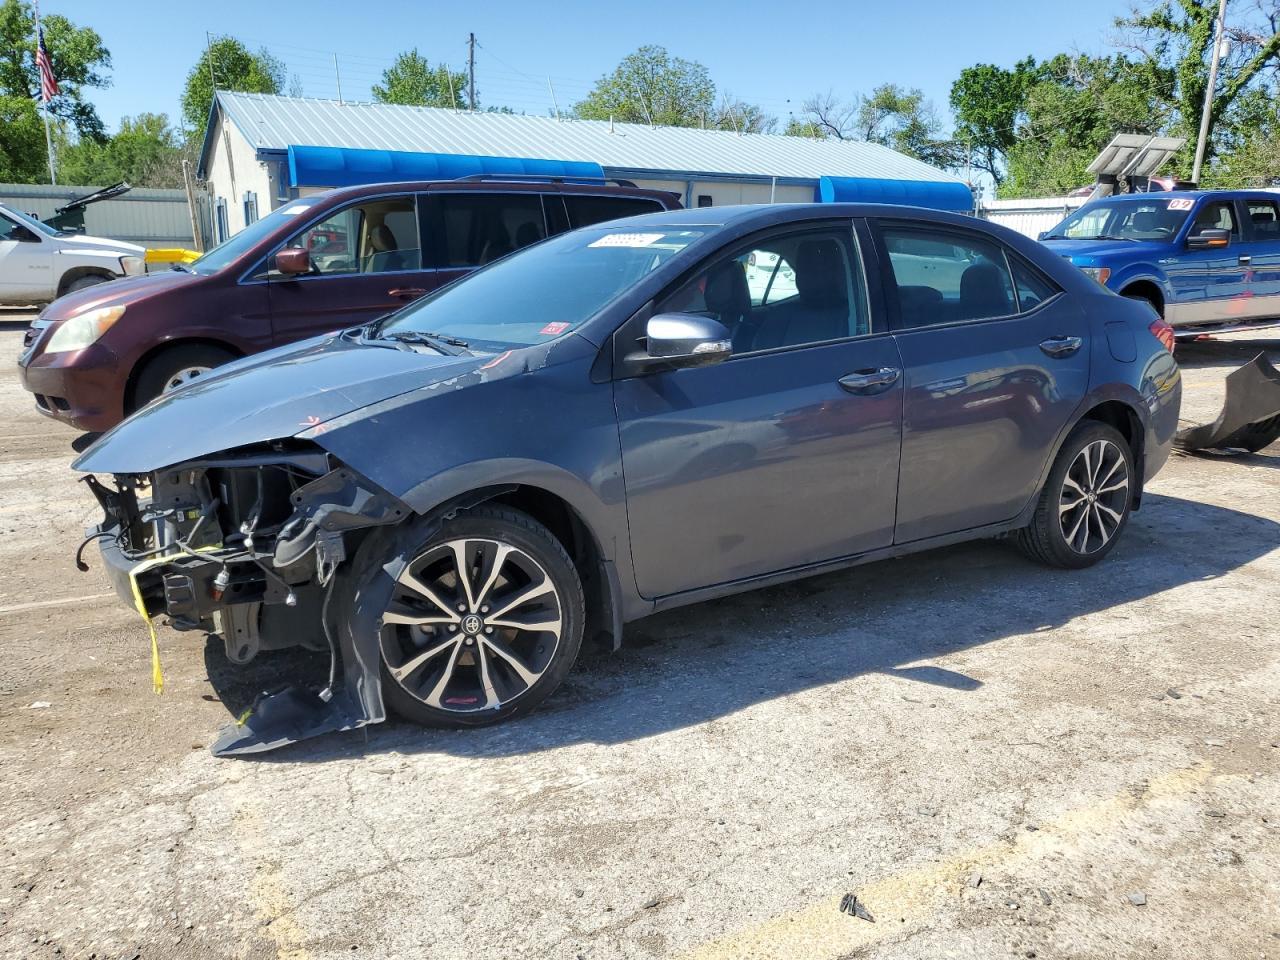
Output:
(18, 177), (680, 431)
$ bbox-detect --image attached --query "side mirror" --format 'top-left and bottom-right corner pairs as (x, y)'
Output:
(1186, 228), (1230, 250)
(13, 225), (40, 243)
(626, 313), (732, 373)
(275, 247), (311, 275)
(1037, 230), (1049, 241)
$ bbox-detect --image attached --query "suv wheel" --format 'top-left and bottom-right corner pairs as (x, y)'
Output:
(372, 506), (585, 728)
(1016, 421), (1134, 569)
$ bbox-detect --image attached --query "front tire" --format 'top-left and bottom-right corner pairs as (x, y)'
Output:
(131, 344), (237, 411)
(1016, 421), (1135, 569)
(373, 506), (585, 728)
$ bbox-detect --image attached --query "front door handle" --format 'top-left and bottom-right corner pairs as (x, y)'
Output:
(389, 287), (427, 299)
(1238, 255), (1251, 266)
(838, 367), (901, 394)
(1039, 335), (1083, 358)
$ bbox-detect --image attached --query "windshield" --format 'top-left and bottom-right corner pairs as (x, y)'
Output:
(1045, 197), (1192, 241)
(378, 226), (708, 350)
(190, 198), (323, 275)
(0, 204), (62, 238)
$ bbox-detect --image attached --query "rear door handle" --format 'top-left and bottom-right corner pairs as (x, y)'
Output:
(838, 367), (901, 394)
(1039, 335), (1083, 358)
(388, 287), (427, 299)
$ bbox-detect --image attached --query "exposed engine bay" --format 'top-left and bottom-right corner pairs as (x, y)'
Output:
(80, 441), (412, 755)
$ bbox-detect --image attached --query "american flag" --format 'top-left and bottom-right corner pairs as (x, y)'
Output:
(36, 27), (58, 102)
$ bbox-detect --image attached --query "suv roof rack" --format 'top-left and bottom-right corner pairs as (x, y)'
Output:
(451, 174), (638, 188)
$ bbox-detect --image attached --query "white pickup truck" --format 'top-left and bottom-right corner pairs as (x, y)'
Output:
(0, 202), (145, 305)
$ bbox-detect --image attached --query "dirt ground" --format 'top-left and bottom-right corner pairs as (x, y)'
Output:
(0, 314), (1277, 960)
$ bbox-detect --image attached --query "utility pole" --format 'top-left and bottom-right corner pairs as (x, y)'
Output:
(206, 32), (216, 93)
(1192, 0), (1229, 184)
(467, 32), (476, 111)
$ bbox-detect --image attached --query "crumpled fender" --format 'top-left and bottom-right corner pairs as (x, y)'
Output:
(1176, 352), (1280, 454)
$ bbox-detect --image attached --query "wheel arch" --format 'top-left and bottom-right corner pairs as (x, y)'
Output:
(1118, 277), (1165, 316)
(56, 265), (117, 297)
(124, 337), (245, 412)
(414, 479), (629, 652)
(1066, 396), (1148, 510)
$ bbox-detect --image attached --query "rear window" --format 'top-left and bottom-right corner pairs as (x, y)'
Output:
(437, 193), (547, 267)
(564, 194), (664, 228)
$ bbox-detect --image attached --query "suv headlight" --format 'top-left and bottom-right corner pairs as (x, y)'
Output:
(1078, 266), (1111, 285)
(120, 255), (145, 276)
(45, 305), (126, 353)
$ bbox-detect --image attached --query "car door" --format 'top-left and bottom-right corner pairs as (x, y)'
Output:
(1240, 197), (1280, 319)
(614, 222), (904, 599)
(0, 212), (52, 302)
(874, 220), (1090, 544)
(265, 194), (432, 344)
(1170, 198), (1247, 325)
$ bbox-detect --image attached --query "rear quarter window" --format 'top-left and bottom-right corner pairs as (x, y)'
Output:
(564, 194), (665, 228)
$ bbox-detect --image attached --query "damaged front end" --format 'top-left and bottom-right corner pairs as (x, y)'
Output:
(80, 441), (410, 755)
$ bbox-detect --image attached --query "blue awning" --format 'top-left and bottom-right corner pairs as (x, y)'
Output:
(817, 176), (973, 212)
(286, 145), (606, 188)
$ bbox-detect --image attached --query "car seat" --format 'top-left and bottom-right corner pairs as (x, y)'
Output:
(364, 224), (406, 273)
(958, 262), (1014, 320)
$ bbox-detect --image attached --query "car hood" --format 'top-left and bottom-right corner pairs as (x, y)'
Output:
(1040, 238), (1167, 263)
(58, 234), (146, 256)
(73, 333), (489, 474)
(43, 269), (200, 320)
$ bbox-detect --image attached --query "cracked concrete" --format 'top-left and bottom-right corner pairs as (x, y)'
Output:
(1, 322), (1278, 959)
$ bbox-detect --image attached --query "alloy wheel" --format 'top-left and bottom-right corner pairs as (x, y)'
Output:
(162, 366), (212, 393)
(1058, 439), (1130, 555)
(379, 538), (563, 713)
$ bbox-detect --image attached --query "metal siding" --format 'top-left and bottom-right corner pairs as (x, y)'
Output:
(214, 92), (964, 187)
(978, 196), (1087, 239)
(0, 183), (193, 246)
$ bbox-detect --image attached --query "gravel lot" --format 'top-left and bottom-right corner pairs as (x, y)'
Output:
(1, 314), (1277, 960)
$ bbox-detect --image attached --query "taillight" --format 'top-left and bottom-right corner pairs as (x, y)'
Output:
(1149, 317), (1175, 354)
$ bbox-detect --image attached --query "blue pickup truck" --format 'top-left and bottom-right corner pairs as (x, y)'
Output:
(1041, 190), (1280, 336)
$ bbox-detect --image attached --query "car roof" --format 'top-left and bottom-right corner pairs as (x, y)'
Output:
(614, 202), (989, 231)
(1091, 189), (1280, 204)
(312, 179), (680, 205)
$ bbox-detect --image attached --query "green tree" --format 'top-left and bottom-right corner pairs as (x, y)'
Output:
(0, 94), (46, 181)
(372, 49), (468, 108)
(791, 85), (957, 166)
(784, 117), (825, 138)
(1000, 53), (1174, 197)
(0, 0), (111, 179)
(1119, 0), (1280, 174)
(58, 113), (185, 187)
(712, 94), (775, 134)
(181, 36), (284, 136)
(574, 45), (715, 126)
(949, 59), (1038, 187)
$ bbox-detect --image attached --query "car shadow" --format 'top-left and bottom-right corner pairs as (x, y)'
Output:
(211, 492), (1277, 763)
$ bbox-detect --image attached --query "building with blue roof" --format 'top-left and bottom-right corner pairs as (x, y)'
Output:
(198, 91), (973, 240)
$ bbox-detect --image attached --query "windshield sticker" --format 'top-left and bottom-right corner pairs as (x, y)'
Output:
(588, 232), (665, 248)
(539, 321), (570, 336)
(279, 204), (312, 216)
(1167, 198), (1195, 211)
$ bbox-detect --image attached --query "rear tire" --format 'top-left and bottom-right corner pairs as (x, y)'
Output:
(131, 344), (237, 411)
(1016, 421), (1135, 569)
(371, 506), (585, 729)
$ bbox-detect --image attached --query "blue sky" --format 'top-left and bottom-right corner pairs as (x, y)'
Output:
(52, 0), (1129, 135)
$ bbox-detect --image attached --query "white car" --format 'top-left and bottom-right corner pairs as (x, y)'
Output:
(0, 202), (145, 305)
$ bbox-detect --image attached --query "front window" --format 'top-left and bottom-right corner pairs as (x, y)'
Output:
(0, 205), (60, 238)
(379, 226), (707, 351)
(1044, 198), (1191, 241)
(192, 197), (323, 275)
(281, 196), (421, 275)
(659, 227), (870, 353)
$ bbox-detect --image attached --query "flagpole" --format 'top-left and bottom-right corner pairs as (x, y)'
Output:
(33, 0), (56, 185)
